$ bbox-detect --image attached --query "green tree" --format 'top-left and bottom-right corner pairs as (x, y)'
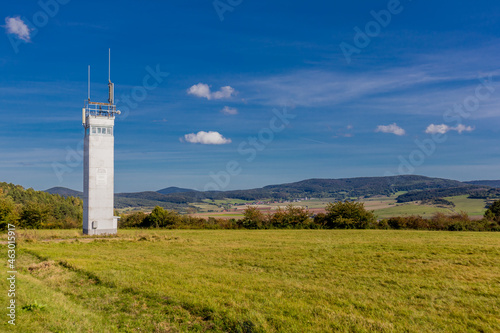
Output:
(20, 202), (49, 229)
(241, 207), (266, 229)
(485, 200), (500, 220)
(324, 201), (376, 229)
(0, 196), (19, 230)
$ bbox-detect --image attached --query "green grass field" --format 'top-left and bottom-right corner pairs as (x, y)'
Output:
(446, 195), (488, 216)
(373, 196), (488, 219)
(2, 230), (499, 332)
(374, 203), (453, 218)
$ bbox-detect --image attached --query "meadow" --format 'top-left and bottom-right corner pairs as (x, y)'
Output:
(2, 229), (499, 332)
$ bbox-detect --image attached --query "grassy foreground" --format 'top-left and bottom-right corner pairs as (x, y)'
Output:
(2, 230), (500, 332)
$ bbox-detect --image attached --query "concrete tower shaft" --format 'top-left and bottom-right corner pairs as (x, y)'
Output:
(83, 113), (116, 235)
(82, 51), (120, 235)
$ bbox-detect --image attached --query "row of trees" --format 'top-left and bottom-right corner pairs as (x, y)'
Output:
(0, 183), (82, 230)
(2, 181), (499, 232)
(118, 201), (500, 231)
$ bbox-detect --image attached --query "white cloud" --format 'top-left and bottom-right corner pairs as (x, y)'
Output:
(454, 124), (475, 134)
(183, 131), (231, 145)
(375, 123), (406, 136)
(221, 106), (238, 115)
(4, 16), (31, 42)
(425, 124), (449, 134)
(212, 86), (235, 99)
(425, 124), (474, 134)
(187, 83), (211, 99)
(187, 83), (235, 100)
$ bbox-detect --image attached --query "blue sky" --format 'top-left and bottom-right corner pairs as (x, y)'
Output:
(1, 0), (500, 192)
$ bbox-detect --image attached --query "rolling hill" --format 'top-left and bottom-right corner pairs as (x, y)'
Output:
(45, 187), (83, 198)
(43, 175), (494, 209)
(465, 180), (500, 188)
(156, 186), (196, 194)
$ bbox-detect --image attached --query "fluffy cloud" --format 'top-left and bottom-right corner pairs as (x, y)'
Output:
(375, 123), (406, 136)
(187, 83), (235, 100)
(425, 124), (474, 134)
(4, 16), (31, 41)
(212, 86), (235, 99)
(183, 131), (231, 145)
(221, 106), (238, 115)
(187, 83), (211, 99)
(454, 124), (475, 134)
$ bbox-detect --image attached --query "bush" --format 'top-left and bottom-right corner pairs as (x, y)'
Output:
(270, 205), (311, 229)
(387, 216), (407, 229)
(119, 212), (147, 228)
(142, 206), (181, 228)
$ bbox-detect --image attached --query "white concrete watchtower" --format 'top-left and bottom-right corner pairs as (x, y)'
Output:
(82, 50), (120, 235)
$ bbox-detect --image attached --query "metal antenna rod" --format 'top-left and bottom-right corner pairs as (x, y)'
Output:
(88, 65), (91, 101)
(108, 48), (114, 105)
(108, 48), (111, 82)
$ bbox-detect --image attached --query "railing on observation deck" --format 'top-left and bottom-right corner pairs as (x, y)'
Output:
(84, 100), (119, 117)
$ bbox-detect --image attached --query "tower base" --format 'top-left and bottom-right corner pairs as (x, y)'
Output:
(83, 228), (117, 236)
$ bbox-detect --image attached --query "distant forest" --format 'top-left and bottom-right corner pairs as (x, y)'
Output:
(0, 182), (82, 229)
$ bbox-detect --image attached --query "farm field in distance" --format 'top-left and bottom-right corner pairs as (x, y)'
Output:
(187, 194), (489, 220)
(3, 230), (499, 332)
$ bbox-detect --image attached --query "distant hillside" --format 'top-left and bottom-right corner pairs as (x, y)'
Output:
(262, 175), (467, 197)
(157, 187), (196, 195)
(207, 175), (471, 201)
(465, 180), (500, 188)
(45, 187), (83, 198)
(114, 191), (194, 210)
(396, 186), (489, 203)
(44, 187), (194, 211)
(43, 175), (491, 209)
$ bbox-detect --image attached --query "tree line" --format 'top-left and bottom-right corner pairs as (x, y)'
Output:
(119, 201), (500, 231)
(0, 182), (82, 230)
(1, 180), (499, 232)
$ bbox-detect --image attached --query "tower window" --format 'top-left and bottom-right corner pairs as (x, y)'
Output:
(90, 126), (113, 136)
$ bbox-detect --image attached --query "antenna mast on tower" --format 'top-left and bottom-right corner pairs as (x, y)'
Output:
(108, 48), (114, 104)
(88, 65), (91, 102)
